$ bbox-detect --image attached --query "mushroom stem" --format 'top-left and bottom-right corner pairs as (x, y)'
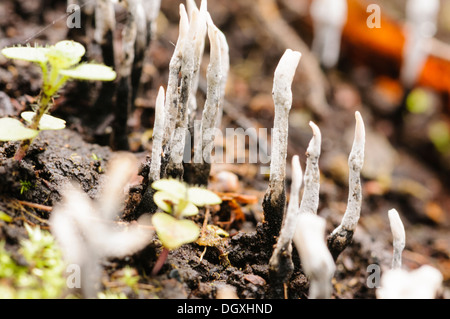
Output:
(161, 5), (189, 177)
(388, 208), (406, 269)
(149, 86), (166, 181)
(327, 111), (365, 260)
(268, 155), (302, 298)
(262, 49), (301, 243)
(299, 121), (321, 215)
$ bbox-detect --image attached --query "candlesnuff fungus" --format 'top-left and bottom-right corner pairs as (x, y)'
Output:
(0, 40), (116, 161)
(186, 0), (208, 128)
(112, 0), (143, 150)
(388, 208), (406, 269)
(91, 0), (117, 122)
(327, 111), (365, 260)
(142, 0), (161, 41)
(94, 0), (116, 70)
(377, 206), (443, 299)
(401, 0), (440, 88)
(215, 22), (230, 128)
(310, 0), (347, 69)
(293, 213), (336, 299)
(191, 13), (224, 184)
(161, 4), (189, 163)
(263, 49), (301, 243)
(268, 122), (320, 298)
(165, 4), (203, 178)
(50, 153), (153, 298)
(268, 155), (302, 298)
(149, 86), (166, 182)
(299, 121), (322, 215)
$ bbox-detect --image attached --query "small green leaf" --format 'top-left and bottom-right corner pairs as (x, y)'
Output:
(153, 191), (199, 216)
(1, 46), (48, 64)
(187, 187), (222, 206)
(152, 212), (200, 250)
(59, 63), (116, 81)
(21, 112), (66, 130)
(152, 179), (187, 200)
(46, 40), (85, 69)
(0, 118), (39, 141)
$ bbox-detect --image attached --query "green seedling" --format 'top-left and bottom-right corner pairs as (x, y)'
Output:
(19, 180), (33, 195)
(150, 178), (222, 275)
(0, 224), (66, 298)
(0, 40), (116, 161)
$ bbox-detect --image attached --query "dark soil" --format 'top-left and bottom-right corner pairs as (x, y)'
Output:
(0, 0), (449, 299)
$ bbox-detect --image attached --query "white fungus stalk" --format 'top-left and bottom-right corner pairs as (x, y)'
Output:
(268, 155), (303, 298)
(162, 4), (189, 154)
(142, 0), (161, 37)
(149, 86), (166, 181)
(263, 49), (301, 240)
(112, 0), (139, 150)
(194, 14), (222, 165)
(310, 0), (347, 68)
(118, 1), (137, 79)
(167, 8), (200, 176)
(327, 111), (365, 260)
(130, 0), (148, 101)
(94, 0), (116, 49)
(401, 0), (440, 87)
(299, 121), (321, 215)
(293, 213), (336, 299)
(388, 208), (406, 269)
(186, 0), (208, 126)
(269, 49), (302, 192)
(215, 25), (230, 128)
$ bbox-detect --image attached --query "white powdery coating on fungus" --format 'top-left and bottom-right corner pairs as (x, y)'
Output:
(150, 86), (166, 181)
(119, 1), (138, 77)
(195, 14), (222, 164)
(143, 0), (161, 25)
(310, 0), (347, 68)
(132, 0), (148, 53)
(269, 49), (301, 186)
(299, 121), (321, 215)
(169, 7), (199, 166)
(401, 0), (439, 87)
(293, 213), (335, 299)
(162, 4), (189, 149)
(94, 0), (115, 45)
(335, 111), (365, 233)
(388, 208), (406, 269)
(186, 0), (208, 124)
(270, 155), (303, 260)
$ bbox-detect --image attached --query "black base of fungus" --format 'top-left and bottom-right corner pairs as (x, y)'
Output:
(134, 185), (158, 217)
(165, 161), (184, 181)
(112, 76), (131, 151)
(262, 186), (286, 248)
(327, 228), (354, 261)
(269, 249), (294, 299)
